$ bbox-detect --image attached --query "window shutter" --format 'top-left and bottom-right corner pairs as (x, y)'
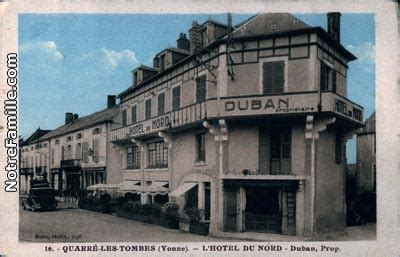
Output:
(145, 99), (152, 120)
(158, 93), (165, 115)
(131, 105), (137, 124)
(332, 70), (337, 93)
(122, 109), (127, 126)
(263, 62), (274, 94)
(196, 75), (207, 103)
(93, 139), (99, 162)
(61, 146), (65, 161)
(320, 62), (326, 91)
(274, 61), (285, 93)
(82, 141), (89, 163)
(172, 86), (181, 111)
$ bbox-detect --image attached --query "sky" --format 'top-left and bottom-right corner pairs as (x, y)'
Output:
(19, 13), (375, 163)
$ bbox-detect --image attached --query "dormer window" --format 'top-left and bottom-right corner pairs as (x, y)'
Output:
(133, 71), (138, 86)
(55, 140), (60, 145)
(76, 133), (82, 139)
(293, 19), (299, 25)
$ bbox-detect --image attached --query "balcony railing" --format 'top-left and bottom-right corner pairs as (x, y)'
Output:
(60, 159), (81, 168)
(110, 91), (363, 142)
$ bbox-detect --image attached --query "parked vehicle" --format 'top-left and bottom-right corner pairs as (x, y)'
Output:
(21, 176), (58, 211)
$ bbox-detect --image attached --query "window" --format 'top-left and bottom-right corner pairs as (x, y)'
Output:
(270, 127), (291, 175)
(43, 143), (47, 147)
(76, 133), (82, 139)
(195, 133), (206, 163)
(335, 133), (342, 164)
(61, 146), (65, 161)
(75, 143), (82, 160)
(127, 146), (141, 169)
(148, 141), (168, 168)
(122, 109), (127, 126)
(82, 141), (89, 163)
(92, 128), (100, 134)
(51, 149), (54, 165)
(172, 86), (181, 111)
(158, 92), (165, 115)
(66, 145), (72, 160)
(55, 140), (60, 145)
(145, 98), (152, 120)
(66, 136), (72, 142)
(263, 61), (284, 94)
(160, 55), (165, 71)
(320, 61), (337, 92)
(131, 105), (137, 124)
(195, 75), (207, 103)
(92, 139), (99, 162)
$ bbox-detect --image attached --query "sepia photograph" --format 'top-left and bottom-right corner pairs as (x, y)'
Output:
(0, 1), (398, 256)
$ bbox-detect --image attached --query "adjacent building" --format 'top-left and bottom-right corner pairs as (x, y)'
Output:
(20, 97), (120, 196)
(108, 13), (364, 237)
(20, 128), (51, 194)
(356, 112), (376, 192)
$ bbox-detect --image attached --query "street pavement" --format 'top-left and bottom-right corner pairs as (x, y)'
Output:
(19, 201), (376, 242)
(19, 203), (229, 242)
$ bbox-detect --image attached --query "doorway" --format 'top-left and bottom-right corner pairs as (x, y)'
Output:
(224, 188), (238, 232)
(244, 187), (282, 233)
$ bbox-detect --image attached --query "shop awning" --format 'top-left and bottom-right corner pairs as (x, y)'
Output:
(169, 182), (197, 198)
(118, 181), (141, 192)
(140, 181), (169, 196)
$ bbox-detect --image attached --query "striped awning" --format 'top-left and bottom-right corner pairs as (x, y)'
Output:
(169, 182), (197, 197)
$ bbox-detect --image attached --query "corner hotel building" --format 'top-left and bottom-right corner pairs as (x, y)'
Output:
(108, 13), (364, 237)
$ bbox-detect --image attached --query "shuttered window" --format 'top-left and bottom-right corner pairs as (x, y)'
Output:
(75, 143), (82, 160)
(131, 105), (137, 124)
(158, 92), (165, 115)
(270, 128), (291, 175)
(263, 61), (284, 94)
(172, 86), (181, 111)
(61, 146), (65, 161)
(122, 109), (127, 126)
(145, 98), (152, 120)
(92, 139), (99, 162)
(196, 75), (207, 103)
(82, 141), (89, 163)
(195, 133), (206, 162)
(320, 61), (337, 92)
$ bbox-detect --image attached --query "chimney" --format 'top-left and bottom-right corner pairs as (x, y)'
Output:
(327, 12), (341, 43)
(107, 95), (116, 108)
(65, 112), (73, 124)
(73, 113), (79, 120)
(189, 21), (202, 54)
(177, 33), (190, 51)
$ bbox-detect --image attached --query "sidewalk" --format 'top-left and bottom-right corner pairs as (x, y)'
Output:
(209, 224), (376, 242)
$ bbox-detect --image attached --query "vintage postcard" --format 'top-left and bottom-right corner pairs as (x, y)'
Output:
(0, 0), (398, 256)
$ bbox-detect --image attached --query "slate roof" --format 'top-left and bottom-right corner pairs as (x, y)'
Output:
(231, 13), (310, 38)
(22, 128), (52, 146)
(39, 106), (119, 141)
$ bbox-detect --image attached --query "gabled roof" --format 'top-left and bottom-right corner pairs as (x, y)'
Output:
(22, 128), (51, 146)
(358, 112), (375, 134)
(231, 13), (310, 38)
(39, 106), (119, 141)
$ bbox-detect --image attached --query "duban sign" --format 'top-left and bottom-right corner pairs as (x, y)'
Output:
(129, 115), (171, 137)
(220, 94), (317, 117)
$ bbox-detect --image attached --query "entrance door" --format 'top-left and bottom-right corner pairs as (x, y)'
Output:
(66, 174), (80, 197)
(224, 188), (238, 232)
(245, 187), (282, 233)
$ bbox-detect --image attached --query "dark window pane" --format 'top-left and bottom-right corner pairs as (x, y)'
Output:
(122, 109), (127, 126)
(263, 61), (284, 94)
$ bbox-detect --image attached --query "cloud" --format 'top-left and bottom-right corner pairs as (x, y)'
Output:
(20, 40), (64, 62)
(346, 42), (375, 73)
(100, 47), (139, 69)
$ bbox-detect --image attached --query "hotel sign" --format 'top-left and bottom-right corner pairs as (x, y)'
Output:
(128, 115), (171, 137)
(216, 94), (318, 117)
(321, 93), (363, 124)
